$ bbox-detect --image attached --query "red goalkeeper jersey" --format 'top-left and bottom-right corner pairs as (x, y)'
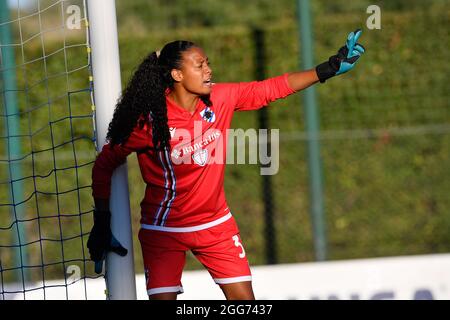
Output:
(92, 74), (295, 231)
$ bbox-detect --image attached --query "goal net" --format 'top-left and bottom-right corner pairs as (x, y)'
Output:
(0, 0), (117, 299)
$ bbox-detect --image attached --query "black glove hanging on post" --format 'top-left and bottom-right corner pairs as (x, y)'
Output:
(316, 29), (365, 83)
(87, 209), (128, 274)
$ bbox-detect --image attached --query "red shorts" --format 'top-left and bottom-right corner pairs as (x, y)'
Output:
(138, 215), (252, 296)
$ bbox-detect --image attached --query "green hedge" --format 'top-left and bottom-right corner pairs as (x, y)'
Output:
(1, 7), (448, 282)
(118, 8), (449, 272)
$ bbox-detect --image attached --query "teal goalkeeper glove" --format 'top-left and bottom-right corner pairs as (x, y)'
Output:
(316, 29), (365, 83)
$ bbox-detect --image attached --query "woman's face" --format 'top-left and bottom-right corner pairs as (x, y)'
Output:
(174, 47), (213, 96)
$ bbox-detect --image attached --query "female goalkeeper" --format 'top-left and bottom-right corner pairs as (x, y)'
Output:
(88, 30), (365, 300)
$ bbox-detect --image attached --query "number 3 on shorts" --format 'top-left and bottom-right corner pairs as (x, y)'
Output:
(232, 235), (246, 258)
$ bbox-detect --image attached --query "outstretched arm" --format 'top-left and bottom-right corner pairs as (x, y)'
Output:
(219, 29), (365, 112)
(287, 69), (319, 92)
(287, 29), (365, 92)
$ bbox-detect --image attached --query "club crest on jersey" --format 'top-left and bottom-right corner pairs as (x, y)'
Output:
(200, 107), (216, 123)
(192, 149), (208, 166)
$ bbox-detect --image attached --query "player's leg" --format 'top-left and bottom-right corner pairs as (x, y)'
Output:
(219, 281), (255, 300)
(192, 216), (254, 300)
(138, 229), (187, 300)
(149, 292), (178, 300)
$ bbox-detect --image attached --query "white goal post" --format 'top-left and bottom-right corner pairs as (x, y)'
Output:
(86, 0), (136, 300)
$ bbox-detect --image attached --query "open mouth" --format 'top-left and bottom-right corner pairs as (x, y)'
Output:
(203, 79), (212, 87)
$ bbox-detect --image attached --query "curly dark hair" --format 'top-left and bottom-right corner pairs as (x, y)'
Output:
(106, 40), (211, 149)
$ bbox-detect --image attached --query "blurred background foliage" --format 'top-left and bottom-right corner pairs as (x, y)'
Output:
(114, 0), (447, 31)
(1, 0), (449, 283)
(114, 0), (450, 272)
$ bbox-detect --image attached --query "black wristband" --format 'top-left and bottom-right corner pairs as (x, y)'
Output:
(93, 209), (111, 227)
(315, 61), (337, 83)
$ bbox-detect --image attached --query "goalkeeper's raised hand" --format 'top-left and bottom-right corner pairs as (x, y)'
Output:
(87, 209), (128, 274)
(316, 29), (365, 83)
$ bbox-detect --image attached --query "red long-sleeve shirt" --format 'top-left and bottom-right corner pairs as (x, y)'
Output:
(92, 74), (295, 231)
